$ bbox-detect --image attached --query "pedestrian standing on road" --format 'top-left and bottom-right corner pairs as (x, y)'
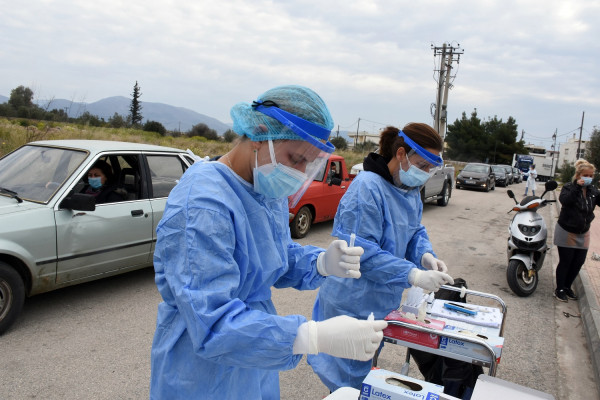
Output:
(525, 164), (537, 196)
(554, 159), (600, 302)
(308, 124), (454, 391)
(149, 85), (387, 399)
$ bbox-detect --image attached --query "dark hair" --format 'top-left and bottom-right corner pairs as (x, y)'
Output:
(90, 160), (114, 184)
(378, 123), (443, 160)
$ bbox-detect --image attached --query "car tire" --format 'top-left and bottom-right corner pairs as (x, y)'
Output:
(437, 181), (450, 206)
(0, 261), (26, 335)
(491, 181), (495, 190)
(485, 180), (490, 192)
(290, 206), (312, 239)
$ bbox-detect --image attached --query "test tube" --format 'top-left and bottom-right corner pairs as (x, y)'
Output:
(347, 233), (357, 275)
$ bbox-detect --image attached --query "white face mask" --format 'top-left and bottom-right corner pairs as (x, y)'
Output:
(253, 140), (308, 198)
(397, 155), (432, 187)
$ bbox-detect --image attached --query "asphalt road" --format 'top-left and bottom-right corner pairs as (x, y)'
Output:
(0, 181), (597, 399)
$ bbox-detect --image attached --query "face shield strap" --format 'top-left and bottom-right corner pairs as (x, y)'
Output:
(253, 102), (335, 154)
(398, 130), (442, 167)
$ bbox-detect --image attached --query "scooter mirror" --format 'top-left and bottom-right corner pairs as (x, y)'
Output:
(545, 180), (558, 191)
(507, 189), (515, 199)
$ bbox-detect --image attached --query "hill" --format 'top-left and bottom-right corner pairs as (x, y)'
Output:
(1, 95), (232, 134)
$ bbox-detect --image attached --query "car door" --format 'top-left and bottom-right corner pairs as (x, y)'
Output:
(54, 153), (154, 284)
(145, 153), (191, 260)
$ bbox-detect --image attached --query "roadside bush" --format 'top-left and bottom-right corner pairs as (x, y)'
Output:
(143, 120), (167, 136)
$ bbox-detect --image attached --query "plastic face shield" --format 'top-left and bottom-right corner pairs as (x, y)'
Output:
(398, 130), (443, 175)
(254, 104), (335, 207)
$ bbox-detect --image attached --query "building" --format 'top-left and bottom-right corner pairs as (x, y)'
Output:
(556, 134), (588, 169)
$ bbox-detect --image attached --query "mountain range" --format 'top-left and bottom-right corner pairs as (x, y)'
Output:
(0, 95), (231, 134)
(0, 94), (356, 141)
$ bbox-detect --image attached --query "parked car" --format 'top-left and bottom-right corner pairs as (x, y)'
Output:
(491, 165), (508, 187)
(0, 140), (196, 334)
(289, 155), (356, 238)
(512, 167), (523, 183)
(455, 163), (496, 192)
(499, 164), (514, 185)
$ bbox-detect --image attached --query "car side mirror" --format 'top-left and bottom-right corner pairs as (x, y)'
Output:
(60, 193), (96, 211)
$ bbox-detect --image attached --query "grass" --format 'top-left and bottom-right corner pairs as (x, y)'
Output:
(0, 118), (370, 171)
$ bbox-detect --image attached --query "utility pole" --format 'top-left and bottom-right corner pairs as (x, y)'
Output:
(431, 42), (463, 139)
(576, 111), (585, 159)
(550, 129), (557, 177)
(355, 118), (361, 148)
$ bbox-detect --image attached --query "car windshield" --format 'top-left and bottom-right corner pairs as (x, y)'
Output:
(0, 145), (87, 203)
(492, 166), (505, 174)
(463, 164), (488, 173)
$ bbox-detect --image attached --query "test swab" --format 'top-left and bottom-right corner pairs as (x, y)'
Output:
(347, 233), (357, 275)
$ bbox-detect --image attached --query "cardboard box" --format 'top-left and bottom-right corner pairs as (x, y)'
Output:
(383, 310), (445, 348)
(439, 325), (504, 363)
(360, 368), (444, 400)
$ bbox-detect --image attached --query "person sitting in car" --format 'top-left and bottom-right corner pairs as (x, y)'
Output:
(82, 160), (126, 204)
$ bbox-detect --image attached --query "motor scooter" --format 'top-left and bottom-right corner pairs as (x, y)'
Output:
(505, 180), (558, 296)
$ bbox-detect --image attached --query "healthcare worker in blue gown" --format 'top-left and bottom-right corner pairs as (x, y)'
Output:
(150, 85), (388, 400)
(308, 123), (454, 391)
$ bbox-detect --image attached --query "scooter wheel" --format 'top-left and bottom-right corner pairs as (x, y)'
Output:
(507, 259), (538, 296)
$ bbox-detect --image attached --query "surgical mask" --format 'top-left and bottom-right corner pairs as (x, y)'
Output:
(398, 156), (432, 187)
(582, 177), (593, 186)
(253, 140), (309, 198)
(88, 177), (102, 189)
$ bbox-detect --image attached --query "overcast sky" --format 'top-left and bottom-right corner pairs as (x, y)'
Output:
(2, 1), (598, 149)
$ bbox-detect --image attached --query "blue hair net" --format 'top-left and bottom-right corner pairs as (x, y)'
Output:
(230, 85), (334, 143)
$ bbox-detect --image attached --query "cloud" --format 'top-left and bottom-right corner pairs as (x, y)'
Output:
(0, 0), (598, 146)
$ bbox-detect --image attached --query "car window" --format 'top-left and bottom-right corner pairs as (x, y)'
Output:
(146, 155), (188, 198)
(463, 164), (487, 173)
(0, 145), (87, 203)
(75, 154), (142, 203)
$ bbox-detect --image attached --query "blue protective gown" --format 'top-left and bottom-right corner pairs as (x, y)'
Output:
(150, 161), (325, 400)
(307, 170), (435, 391)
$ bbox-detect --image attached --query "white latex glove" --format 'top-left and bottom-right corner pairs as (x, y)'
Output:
(408, 268), (454, 292)
(421, 253), (448, 273)
(317, 240), (363, 279)
(293, 316), (387, 361)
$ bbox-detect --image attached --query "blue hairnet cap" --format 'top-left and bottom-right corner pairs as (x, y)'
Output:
(230, 85), (334, 142)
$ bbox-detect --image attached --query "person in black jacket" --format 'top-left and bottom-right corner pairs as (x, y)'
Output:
(554, 159), (599, 302)
(82, 160), (126, 204)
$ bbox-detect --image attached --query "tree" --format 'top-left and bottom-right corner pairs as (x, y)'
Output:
(445, 110), (487, 162)
(108, 113), (128, 128)
(445, 110), (527, 163)
(223, 129), (238, 143)
(330, 136), (348, 151)
(557, 159), (576, 183)
(9, 86), (34, 109)
(129, 81), (143, 127)
(585, 126), (600, 175)
(144, 120), (167, 136)
(188, 123), (219, 141)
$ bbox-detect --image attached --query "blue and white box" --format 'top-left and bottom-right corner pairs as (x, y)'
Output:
(439, 325), (504, 363)
(360, 368), (443, 400)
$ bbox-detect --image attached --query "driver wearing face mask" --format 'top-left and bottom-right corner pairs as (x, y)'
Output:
(308, 123), (454, 392)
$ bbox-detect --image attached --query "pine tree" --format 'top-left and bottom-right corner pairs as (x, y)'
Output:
(129, 81), (143, 127)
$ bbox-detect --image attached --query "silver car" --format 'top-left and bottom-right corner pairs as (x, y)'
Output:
(0, 140), (195, 334)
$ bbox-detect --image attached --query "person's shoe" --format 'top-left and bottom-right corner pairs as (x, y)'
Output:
(564, 288), (578, 300)
(554, 289), (568, 302)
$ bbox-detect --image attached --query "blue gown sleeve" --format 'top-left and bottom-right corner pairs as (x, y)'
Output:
(332, 184), (421, 294)
(155, 203), (304, 370)
(275, 241), (325, 290)
(405, 223), (436, 267)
